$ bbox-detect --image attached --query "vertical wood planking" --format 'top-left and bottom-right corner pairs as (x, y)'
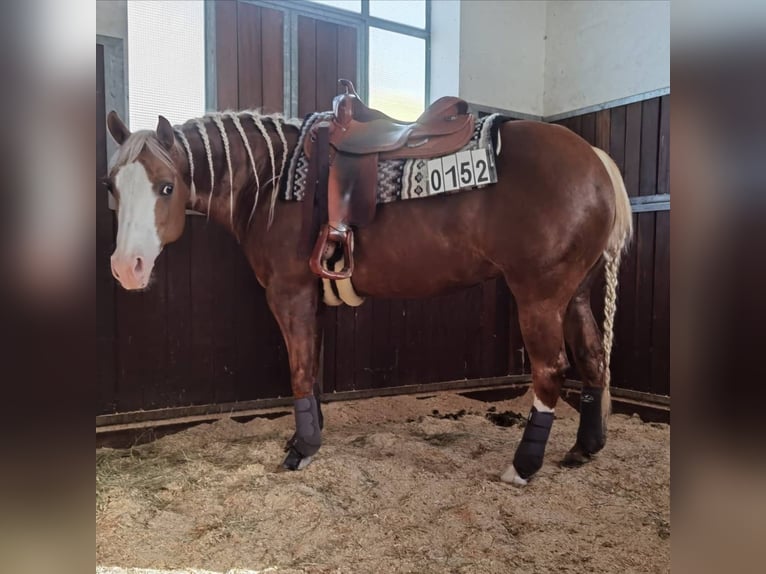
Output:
(188, 222), (226, 403)
(388, 299), (405, 387)
(321, 306), (338, 393)
(216, 1), (239, 109)
(315, 21), (339, 109)
(115, 257), (168, 411)
(231, 243), (260, 401)
(609, 105), (627, 175)
(464, 285), (484, 379)
(237, 2), (263, 109)
(369, 299), (392, 388)
(507, 295), (525, 375)
(657, 95), (670, 196)
(398, 299), (423, 386)
(580, 112), (596, 145)
(612, 213), (638, 390)
(595, 109), (611, 150)
(632, 211), (656, 392)
(337, 25), (357, 93)
(163, 225), (193, 406)
(639, 98), (660, 196)
(334, 307), (356, 390)
(297, 16), (317, 116)
(260, 7), (284, 113)
(352, 302), (373, 390)
(624, 102), (642, 196)
(479, 280), (498, 375)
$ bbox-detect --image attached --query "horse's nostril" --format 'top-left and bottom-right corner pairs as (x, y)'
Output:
(134, 256), (144, 275)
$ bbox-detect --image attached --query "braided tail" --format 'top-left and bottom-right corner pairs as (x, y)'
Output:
(591, 146), (633, 431)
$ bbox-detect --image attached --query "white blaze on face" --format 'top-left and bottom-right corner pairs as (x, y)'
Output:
(110, 162), (161, 289)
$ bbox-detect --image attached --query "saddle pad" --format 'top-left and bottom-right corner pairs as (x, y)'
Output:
(282, 112), (509, 204)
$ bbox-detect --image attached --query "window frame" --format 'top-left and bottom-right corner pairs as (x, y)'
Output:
(207, 0), (431, 116)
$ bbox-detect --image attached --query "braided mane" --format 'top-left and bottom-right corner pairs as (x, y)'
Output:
(175, 111), (301, 229)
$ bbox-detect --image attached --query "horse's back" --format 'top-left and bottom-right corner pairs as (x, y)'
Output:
(349, 119), (615, 297)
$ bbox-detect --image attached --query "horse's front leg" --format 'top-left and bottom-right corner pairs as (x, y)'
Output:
(265, 281), (323, 470)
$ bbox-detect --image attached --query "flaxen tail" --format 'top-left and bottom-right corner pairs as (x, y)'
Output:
(591, 146), (633, 429)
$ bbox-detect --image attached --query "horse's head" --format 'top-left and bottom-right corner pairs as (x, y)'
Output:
(106, 111), (190, 290)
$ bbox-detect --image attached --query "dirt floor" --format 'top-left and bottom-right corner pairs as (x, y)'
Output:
(96, 389), (670, 574)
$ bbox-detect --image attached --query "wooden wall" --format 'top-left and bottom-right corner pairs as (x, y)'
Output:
(552, 96), (671, 396)
(98, 3), (295, 414)
(97, 3), (669, 418)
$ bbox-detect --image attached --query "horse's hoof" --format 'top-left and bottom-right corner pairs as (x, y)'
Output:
(282, 446), (314, 471)
(500, 464), (528, 487)
(562, 447), (592, 468)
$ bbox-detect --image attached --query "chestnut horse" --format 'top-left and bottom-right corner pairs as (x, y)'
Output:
(105, 108), (631, 485)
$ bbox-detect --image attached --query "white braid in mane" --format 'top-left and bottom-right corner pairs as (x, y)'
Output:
(173, 127), (196, 205)
(245, 112), (278, 225)
(193, 118), (216, 221)
(172, 111), (298, 229)
(269, 117), (290, 227)
(209, 113), (235, 229)
(225, 111), (261, 227)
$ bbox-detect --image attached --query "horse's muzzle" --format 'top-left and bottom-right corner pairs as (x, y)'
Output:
(111, 252), (150, 290)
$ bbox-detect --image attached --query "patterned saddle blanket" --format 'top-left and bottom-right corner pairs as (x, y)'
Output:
(282, 112), (508, 204)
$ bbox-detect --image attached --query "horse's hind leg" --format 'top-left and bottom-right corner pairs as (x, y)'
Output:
(501, 295), (570, 486)
(562, 286), (609, 467)
(264, 281), (323, 470)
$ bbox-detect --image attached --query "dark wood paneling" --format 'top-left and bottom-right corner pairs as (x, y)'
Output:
(97, 3), (670, 417)
(337, 25), (357, 90)
(297, 16), (317, 117)
(657, 95), (670, 196)
(216, 0), (239, 110)
(555, 97), (670, 396)
(260, 7), (284, 113)
(315, 20), (339, 109)
(639, 98), (660, 197)
(237, 2), (263, 109)
(580, 112), (596, 145)
(624, 101), (642, 197)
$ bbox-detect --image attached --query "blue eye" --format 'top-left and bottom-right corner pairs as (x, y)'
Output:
(160, 184), (174, 196)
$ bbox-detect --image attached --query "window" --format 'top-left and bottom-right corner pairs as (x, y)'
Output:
(127, 0), (206, 131)
(307, 0), (429, 120)
(369, 28), (426, 120)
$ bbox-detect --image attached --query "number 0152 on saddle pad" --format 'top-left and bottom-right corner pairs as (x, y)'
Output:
(427, 148), (497, 194)
(283, 113), (505, 205)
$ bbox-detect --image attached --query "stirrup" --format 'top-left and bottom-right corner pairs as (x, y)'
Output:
(309, 223), (355, 280)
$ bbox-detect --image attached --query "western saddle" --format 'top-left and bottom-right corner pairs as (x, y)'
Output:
(305, 79), (474, 280)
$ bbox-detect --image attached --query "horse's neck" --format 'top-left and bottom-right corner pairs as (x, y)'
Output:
(177, 113), (299, 237)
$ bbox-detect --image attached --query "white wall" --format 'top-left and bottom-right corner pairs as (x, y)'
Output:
(543, 1), (670, 117)
(448, 0), (670, 117)
(458, 1), (546, 117)
(430, 0), (461, 102)
(97, 0), (127, 40)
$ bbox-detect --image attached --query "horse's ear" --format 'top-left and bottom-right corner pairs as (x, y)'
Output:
(107, 111), (130, 145)
(156, 115), (175, 151)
